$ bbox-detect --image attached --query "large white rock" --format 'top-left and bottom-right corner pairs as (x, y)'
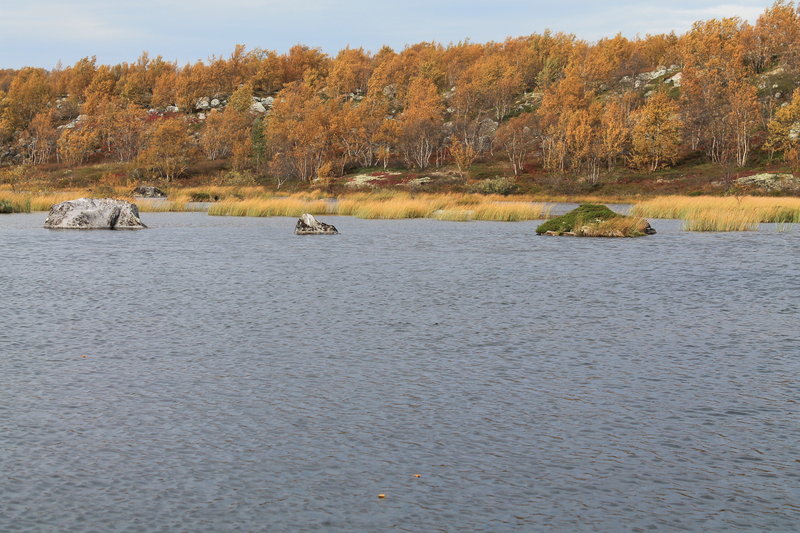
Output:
(295, 213), (338, 235)
(44, 198), (147, 230)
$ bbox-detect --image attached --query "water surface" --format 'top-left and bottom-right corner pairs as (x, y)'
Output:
(1, 212), (798, 532)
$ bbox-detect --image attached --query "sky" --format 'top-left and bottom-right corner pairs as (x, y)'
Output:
(0, 0), (777, 69)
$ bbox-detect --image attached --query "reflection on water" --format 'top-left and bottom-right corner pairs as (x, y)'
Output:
(1, 212), (798, 532)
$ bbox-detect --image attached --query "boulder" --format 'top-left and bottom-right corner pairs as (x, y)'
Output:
(132, 186), (167, 198)
(195, 97), (211, 111)
(295, 213), (338, 235)
(736, 173), (800, 193)
(250, 101), (267, 114)
(44, 198), (147, 230)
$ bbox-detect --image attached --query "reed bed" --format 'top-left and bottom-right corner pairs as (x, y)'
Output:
(472, 202), (552, 221)
(632, 196), (800, 227)
(680, 210), (761, 232)
(206, 192), (554, 221)
(335, 196), (449, 219)
(0, 191), (101, 212)
(135, 199), (206, 212)
(208, 197), (332, 217)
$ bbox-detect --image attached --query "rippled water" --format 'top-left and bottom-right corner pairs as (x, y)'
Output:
(1, 212), (798, 532)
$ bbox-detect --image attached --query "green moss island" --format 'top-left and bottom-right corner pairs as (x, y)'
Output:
(536, 204), (656, 237)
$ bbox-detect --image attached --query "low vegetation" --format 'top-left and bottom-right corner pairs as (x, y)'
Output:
(4, 3), (800, 201)
(632, 195), (800, 231)
(536, 204), (654, 237)
(208, 191), (551, 221)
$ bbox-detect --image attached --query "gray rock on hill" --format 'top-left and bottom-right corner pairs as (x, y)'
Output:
(295, 213), (338, 235)
(44, 198), (147, 229)
(736, 173), (800, 193)
(132, 186), (167, 198)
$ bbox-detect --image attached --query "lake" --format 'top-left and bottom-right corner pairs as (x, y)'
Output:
(1, 212), (798, 532)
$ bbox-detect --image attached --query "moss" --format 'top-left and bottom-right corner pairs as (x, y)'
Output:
(536, 204), (655, 237)
(536, 204), (620, 234)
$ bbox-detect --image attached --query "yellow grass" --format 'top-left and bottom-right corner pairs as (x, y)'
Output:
(576, 216), (653, 237)
(0, 190), (101, 212)
(205, 191), (553, 221)
(472, 202), (552, 221)
(632, 195), (800, 231)
(208, 197), (332, 217)
(336, 196), (447, 218)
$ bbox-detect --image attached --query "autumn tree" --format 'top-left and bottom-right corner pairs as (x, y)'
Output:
(18, 111), (58, 165)
(57, 125), (98, 166)
(448, 135), (478, 178)
(752, 1), (800, 74)
(494, 112), (540, 176)
(327, 47), (373, 97)
(264, 79), (336, 184)
(766, 87), (800, 170)
(599, 99), (630, 170)
(726, 83), (761, 167)
(140, 118), (196, 181)
(110, 104), (149, 162)
(630, 92), (683, 172)
(396, 77), (444, 169)
(0, 68), (52, 135)
(680, 17), (756, 167)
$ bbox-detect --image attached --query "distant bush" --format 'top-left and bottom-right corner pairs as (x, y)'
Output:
(469, 177), (520, 196)
(0, 200), (14, 213)
(189, 192), (219, 202)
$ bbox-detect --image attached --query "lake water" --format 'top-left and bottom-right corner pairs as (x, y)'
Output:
(1, 212), (798, 532)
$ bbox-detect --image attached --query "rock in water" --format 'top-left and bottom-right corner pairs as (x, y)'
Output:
(132, 186), (167, 198)
(295, 213), (338, 235)
(44, 198), (147, 230)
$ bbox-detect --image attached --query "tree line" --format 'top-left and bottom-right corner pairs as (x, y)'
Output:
(3, 1), (800, 185)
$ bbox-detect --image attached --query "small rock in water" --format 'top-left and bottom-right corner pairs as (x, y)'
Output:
(44, 198), (147, 230)
(295, 213), (338, 235)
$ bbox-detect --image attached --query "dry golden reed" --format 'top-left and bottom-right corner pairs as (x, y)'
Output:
(632, 195), (800, 231)
(208, 197), (332, 217)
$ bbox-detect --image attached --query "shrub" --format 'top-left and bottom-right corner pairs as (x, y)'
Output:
(469, 177), (520, 196)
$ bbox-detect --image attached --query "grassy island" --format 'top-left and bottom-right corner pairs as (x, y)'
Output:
(536, 204), (655, 237)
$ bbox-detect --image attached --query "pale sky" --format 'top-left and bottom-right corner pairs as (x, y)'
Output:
(0, 1), (775, 69)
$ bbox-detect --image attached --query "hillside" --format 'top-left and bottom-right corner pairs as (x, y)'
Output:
(2, 2), (800, 197)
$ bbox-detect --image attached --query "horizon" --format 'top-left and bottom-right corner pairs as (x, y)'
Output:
(0, 1), (773, 69)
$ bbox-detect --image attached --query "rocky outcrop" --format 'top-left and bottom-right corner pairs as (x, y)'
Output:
(132, 186), (167, 198)
(736, 173), (800, 193)
(295, 213), (338, 235)
(250, 101), (267, 114)
(44, 198), (147, 229)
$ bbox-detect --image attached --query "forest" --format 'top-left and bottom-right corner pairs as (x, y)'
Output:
(3, 1), (800, 195)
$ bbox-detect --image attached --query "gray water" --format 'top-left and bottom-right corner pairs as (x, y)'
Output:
(1, 212), (798, 532)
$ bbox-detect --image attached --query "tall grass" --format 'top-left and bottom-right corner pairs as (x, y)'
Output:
(576, 216), (653, 237)
(208, 192), (552, 221)
(680, 210), (760, 232)
(208, 197), (332, 217)
(336, 195), (448, 219)
(0, 191), (101, 212)
(632, 196), (800, 231)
